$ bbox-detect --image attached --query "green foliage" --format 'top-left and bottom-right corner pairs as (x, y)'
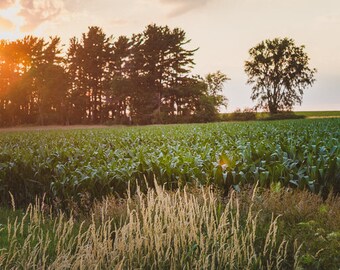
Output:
(240, 187), (340, 270)
(197, 71), (229, 121)
(219, 111), (340, 122)
(295, 111), (340, 118)
(245, 37), (317, 114)
(228, 108), (257, 121)
(259, 111), (306, 121)
(0, 118), (339, 208)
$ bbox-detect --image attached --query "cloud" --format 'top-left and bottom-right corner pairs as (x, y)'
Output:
(159, 0), (212, 17)
(18, 0), (64, 32)
(0, 16), (14, 30)
(0, 0), (15, 9)
(62, 0), (83, 12)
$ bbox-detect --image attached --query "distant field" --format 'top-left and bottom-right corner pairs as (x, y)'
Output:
(256, 110), (340, 119)
(219, 110), (340, 122)
(294, 111), (340, 117)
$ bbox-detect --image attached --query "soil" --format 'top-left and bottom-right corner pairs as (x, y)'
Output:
(0, 125), (112, 133)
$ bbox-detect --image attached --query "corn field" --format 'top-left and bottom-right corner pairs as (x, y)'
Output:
(0, 118), (339, 207)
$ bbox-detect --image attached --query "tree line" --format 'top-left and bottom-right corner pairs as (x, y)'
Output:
(0, 24), (317, 126)
(0, 24), (228, 126)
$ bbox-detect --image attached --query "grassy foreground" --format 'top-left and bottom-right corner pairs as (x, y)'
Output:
(0, 184), (339, 269)
(0, 118), (339, 269)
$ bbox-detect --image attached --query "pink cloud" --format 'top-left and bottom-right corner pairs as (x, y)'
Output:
(18, 0), (64, 32)
(0, 0), (15, 9)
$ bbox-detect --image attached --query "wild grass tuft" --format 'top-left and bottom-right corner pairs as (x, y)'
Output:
(0, 183), (300, 269)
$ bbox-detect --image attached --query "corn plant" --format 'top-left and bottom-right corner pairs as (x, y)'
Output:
(0, 118), (339, 207)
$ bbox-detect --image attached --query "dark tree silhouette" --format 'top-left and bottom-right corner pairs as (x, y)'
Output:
(245, 38), (316, 114)
(68, 27), (114, 123)
(139, 24), (197, 123)
(82, 27), (114, 123)
(32, 37), (67, 125)
(0, 24), (229, 126)
(67, 37), (87, 123)
(0, 36), (67, 125)
(107, 35), (132, 123)
(205, 71), (229, 110)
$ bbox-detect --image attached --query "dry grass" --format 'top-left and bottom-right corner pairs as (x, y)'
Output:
(244, 188), (340, 231)
(238, 187), (340, 269)
(0, 184), (300, 269)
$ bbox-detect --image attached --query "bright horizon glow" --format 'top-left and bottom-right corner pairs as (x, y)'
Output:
(0, 0), (339, 112)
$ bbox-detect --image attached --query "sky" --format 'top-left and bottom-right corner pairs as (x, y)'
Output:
(0, 0), (339, 112)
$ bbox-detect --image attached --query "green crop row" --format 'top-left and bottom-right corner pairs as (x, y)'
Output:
(0, 118), (339, 207)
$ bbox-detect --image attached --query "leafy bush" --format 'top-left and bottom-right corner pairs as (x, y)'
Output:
(239, 187), (340, 269)
(260, 112), (306, 121)
(229, 107), (257, 121)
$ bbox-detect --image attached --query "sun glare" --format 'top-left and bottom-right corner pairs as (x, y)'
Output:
(0, 0), (24, 41)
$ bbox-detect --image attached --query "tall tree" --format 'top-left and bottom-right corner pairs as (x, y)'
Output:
(181, 72), (229, 122)
(1, 36), (45, 124)
(1, 24), (230, 126)
(82, 26), (114, 123)
(137, 24), (197, 123)
(32, 37), (67, 125)
(67, 37), (87, 123)
(244, 37), (316, 114)
(126, 33), (153, 123)
(107, 35), (131, 122)
(0, 40), (11, 125)
(67, 27), (114, 123)
(205, 71), (229, 110)
(0, 36), (68, 125)
(171, 76), (205, 117)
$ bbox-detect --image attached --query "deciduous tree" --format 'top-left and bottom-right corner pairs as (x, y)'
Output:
(244, 38), (316, 114)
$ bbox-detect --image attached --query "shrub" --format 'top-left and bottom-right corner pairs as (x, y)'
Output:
(261, 111), (305, 121)
(238, 187), (340, 269)
(229, 107), (257, 121)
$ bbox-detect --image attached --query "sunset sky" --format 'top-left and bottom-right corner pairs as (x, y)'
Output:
(0, 0), (339, 111)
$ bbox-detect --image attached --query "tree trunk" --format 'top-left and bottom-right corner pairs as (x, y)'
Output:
(269, 103), (278, 114)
